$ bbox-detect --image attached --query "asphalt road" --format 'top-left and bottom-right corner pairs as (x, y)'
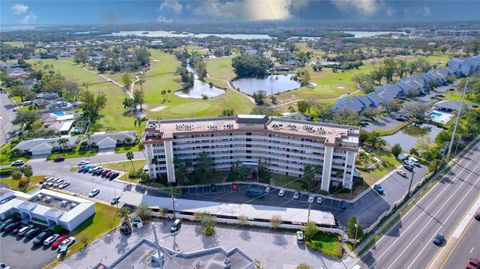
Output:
(440, 215), (480, 269)
(359, 143), (480, 269)
(0, 93), (17, 145)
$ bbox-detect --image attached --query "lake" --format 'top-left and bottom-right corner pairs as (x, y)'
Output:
(108, 31), (272, 40)
(174, 64), (225, 99)
(231, 74), (301, 95)
(343, 31), (407, 38)
(383, 123), (443, 152)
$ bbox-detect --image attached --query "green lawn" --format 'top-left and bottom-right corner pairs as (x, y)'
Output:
(47, 149), (98, 161)
(306, 232), (343, 258)
(0, 175), (44, 193)
(271, 174), (305, 191)
(204, 56), (235, 89)
(102, 159), (146, 181)
(0, 142), (30, 165)
(360, 150), (401, 185)
(28, 59), (135, 132)
(68, 203), (121, 254)
(443, 93), (478, 104)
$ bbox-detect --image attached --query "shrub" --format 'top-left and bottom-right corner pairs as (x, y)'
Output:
(270, 215), (282, 228)
(0, 167), (13, 177)
(204, 226), (215, 236)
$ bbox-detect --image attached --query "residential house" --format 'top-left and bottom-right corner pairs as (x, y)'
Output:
(14, 136), (77, 156)
(47, 101), (73, 112)
(88, 131), (137, 150)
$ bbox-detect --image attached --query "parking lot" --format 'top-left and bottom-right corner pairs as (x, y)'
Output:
(0, 226), (57, 269)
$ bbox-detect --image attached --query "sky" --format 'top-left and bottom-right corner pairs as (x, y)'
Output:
(1, 0), (479, 26)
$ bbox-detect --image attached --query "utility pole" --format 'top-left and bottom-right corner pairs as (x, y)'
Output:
(446, 80), (468, 160)
(171, 185), (176, 219)
(354, 223), (358, 242)
(307, 202), (312, 223)
(408, 169), (415, 197)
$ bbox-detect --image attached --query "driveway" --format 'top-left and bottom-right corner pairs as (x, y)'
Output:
(56, 220), (352, 269)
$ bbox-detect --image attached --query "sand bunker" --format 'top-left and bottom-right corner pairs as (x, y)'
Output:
(150, 106), (166, 112)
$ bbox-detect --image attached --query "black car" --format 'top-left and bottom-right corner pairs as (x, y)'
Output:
(433, 234), (446, 246)
(33, 230), (53, 245)
(339, 201), (348, 210)
(0, 219), (17, 231)
(109, 172), (119, 180)
(475, 213), (480, 221)
(404, 164), (414, 172)
(25, 227), (41, 238)
(3, 222), (20, 233)
(170, 219), (182, 233)
(210, 184), (217, 193)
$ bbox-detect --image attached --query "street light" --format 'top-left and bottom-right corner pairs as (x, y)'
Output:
(446, 80), (468, 160)
(354, 223), (358, 242)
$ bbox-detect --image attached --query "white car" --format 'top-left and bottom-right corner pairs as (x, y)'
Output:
(308, 195), (316, 204)
(43, 234), (60, 246)
(58, 181), (70, 189)
(293, 191), (301, 200)
(316, 196), (323, 205)
(396, 169), (407, 177)
(59, 236), (76, 248)
(88, 188), (100, 197)
(278, 189), (287, 197)
(78, 160), (90, 166)
(264, 186), (272, 193)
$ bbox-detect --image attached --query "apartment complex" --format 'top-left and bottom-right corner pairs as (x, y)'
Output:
(142, 115), (359, 192)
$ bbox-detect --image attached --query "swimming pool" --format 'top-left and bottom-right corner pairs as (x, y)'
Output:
(430, 110), (453, 124)
(52, 111), (66, 116)
(431, 112), (443, 118)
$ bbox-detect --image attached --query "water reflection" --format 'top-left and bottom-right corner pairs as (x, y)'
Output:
(231, 74), (301, 95)
(383, 124), (443, 152)
(175, 65), (225, 99)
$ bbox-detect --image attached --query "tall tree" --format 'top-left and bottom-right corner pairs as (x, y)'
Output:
(122, 73), (132, 88)
(391, 143), (402, 159)
(297, 100), (310, 114)
(126, 151), (135, 171)
(133, 89), (144, 111)
(13, 111), (40, 129)
(21, 165), (33, 185)
(80, 91), (107, 125)
(11, 168), (23, 187)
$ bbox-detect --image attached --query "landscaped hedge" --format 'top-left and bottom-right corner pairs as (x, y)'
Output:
(0, 167), (13, 177)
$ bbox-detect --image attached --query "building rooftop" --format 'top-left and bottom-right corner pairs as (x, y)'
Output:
(144, 115), (359, 146)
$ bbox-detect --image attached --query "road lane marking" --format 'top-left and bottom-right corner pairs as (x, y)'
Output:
(392, 162), (480, 269)
(366, 151), (479, 269)
(471, 247), (474, 254)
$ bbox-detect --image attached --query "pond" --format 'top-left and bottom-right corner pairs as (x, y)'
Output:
(231, 74), (301, 95)
(382, 123), (443, 152)
(174, 64), (225, 99)
(342, 31), (407, 38)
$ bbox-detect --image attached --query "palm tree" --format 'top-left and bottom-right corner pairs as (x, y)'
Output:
(138, 78), (145, 91)
(126, 151), (135, 172)
(57, 138), (69, 152)
(134, 116), (148, 130)
(119, 207), (130, 221)
(11, 168), (23, 188)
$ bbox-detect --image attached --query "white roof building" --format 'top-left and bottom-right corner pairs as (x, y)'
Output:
(0, 188), (95, 231)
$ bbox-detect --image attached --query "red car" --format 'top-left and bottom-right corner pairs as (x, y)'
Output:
(54, 156), (65, 162)
(51, 235), (68, 248)
(467, 258), (480, 269)
(231, 182), (238, 192)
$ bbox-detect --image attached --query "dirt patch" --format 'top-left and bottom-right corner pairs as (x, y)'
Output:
(150, 106), (166, 112)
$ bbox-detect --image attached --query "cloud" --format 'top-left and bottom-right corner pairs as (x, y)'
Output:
(192, 0), (309, 21)
(159, 0), (183, 14)
(331, 0), (378, 16)
(20, 13), (37, 24)
(11, 3), (28, 14)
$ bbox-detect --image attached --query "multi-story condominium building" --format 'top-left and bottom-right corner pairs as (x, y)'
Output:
(142, 115), (359, 192)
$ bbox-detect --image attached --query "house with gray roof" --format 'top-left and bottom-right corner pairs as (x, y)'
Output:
(14, 136), (77, 156)
(88, 131), (137, 150)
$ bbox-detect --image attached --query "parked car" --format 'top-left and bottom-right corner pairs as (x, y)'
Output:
(3, 222), (20, 233)
(88, 188), (100, 197)
(109, 172), (119, 180)
(296, 231), (304, 242)
(374, 184), (384, 195)
(110, 196), (121, 205)
(78, 160), (89, 166)
(293, 191), (301, 200)
(403, 159), (415, 167)
(278, 189), (286, 197)
(0, 218), (17, 231)
(18, 225), (34, 236)
(59, 236), (76, 249)
(44, 234), (60, 246)
(396, 169), (407, 177)
(170, 219), (182, 233)
(264, 186), (272, 193)
(308, 195), (316, 204)
(11, 224), (26, 234)
(433, 234), (446, 246)
(231, 182), (238, 192)
(475, 213), (480, 221)
(316, 196), (323, 205)
(11, 160), (24, 167)
(339, 201), (348, 210)
(404, 164), (415, 172)
(51, 235), (69, 248)
(33, 230), (53, 245)
(58, 181), (70, 189)
(25, 227), (41, 238)
(54, 156), (65, 162)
